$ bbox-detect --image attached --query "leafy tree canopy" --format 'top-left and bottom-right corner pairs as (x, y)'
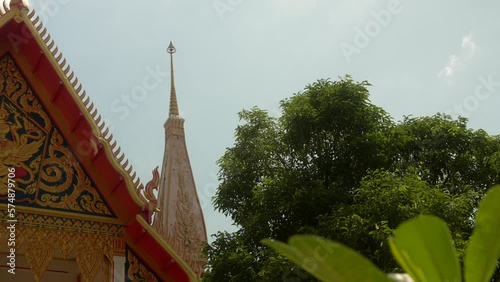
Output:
(204, 76), (500, 281)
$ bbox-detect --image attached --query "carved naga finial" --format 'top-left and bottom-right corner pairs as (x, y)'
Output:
(143, 166), (160, 206)
(137, 166), (160, 224)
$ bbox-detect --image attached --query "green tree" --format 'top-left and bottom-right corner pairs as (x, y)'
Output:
(317, 169), (478, 271)
(204, 76), (500, 281)
(264, 186), (500, 282)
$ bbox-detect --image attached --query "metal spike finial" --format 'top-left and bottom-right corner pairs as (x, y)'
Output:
(167, 41), (179, 116)
(167, 41), (176, 54)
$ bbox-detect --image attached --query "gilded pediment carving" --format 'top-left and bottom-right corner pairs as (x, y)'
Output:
(0, 53), (114, 218)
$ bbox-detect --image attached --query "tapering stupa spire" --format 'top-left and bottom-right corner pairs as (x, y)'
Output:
(167, 41), (179, 116)
(153, 41), (208, 278)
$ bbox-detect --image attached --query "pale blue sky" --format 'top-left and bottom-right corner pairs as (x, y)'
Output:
(29, 0), (500, 240)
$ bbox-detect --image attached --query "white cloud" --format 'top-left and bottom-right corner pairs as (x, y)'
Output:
(439, 55), (465, 77)
(461, 35), (476, 53)
(438, 34), (476, 84)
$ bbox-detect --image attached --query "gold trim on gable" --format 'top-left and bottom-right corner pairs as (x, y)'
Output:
(136, 215), (200, 282)
(0, 210), (124, 237)
(0, 204), (123, 225)
(9, 6), (148, 209)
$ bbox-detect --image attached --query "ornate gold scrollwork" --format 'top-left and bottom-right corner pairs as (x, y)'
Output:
(76, 242), (104, 282)
(0, 211), (123, 237)
(25, 237), (55, 282)
(0, 53), (114, 217)
(57, 230), (74, 258)
(0, 223), (121, 281)
(126, 248), (160, 282)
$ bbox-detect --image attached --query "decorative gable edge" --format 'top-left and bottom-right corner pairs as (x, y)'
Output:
(128, 215), (200, 282)
(0, 2), (150, 208)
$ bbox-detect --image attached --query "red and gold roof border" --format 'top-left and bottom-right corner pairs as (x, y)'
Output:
(127, 215), (200, 281)
(0, 2), (148, 212)
(0, 2), (200, 281)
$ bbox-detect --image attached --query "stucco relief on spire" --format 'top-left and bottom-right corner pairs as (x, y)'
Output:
(168, 171), (205, 277)
(151, 42), (208, 279)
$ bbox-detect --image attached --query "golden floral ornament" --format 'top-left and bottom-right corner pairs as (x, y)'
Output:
(57, 230), (75, 258)
(76, 243), (105, 282)
(0, 223), (119, 281)
(24, 233), (55, 282)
